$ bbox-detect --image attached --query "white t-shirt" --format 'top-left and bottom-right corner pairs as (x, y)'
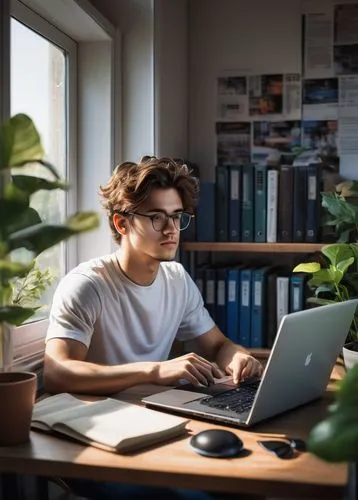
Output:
(46, 253), (215, 365)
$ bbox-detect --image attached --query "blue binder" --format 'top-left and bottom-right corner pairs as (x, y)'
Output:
(251, 267), (270, 348)
(239, 268), (253, 347)
(226, 268), (241, 343)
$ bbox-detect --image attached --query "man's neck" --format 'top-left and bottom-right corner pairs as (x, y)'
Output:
(116, 251), (160, 286)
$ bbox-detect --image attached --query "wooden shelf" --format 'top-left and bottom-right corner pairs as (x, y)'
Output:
(182, 242), (325, 253)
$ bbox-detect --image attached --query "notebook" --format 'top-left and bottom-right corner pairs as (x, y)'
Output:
(143, 300), (357, 427)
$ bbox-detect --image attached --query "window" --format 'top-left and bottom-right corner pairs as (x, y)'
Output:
(11, 17), (69, 319)
(1, 0), (117, 371)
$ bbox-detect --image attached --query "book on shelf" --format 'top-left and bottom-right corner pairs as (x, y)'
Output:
(31, 393), (189, 454)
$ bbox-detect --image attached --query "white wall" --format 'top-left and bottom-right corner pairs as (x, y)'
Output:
(154, 0), (188, 158)
(89, 0), (189, 162)
(189, 0), (302, 180)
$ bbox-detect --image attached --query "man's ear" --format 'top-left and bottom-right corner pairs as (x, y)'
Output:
(113, 213), (128, 235)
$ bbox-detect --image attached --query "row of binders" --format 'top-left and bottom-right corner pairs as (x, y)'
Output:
(191, 163), (324, 243)
(195, 266), (307, 349)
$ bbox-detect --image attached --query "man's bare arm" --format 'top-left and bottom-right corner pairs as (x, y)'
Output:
(44, 338), (222, 395)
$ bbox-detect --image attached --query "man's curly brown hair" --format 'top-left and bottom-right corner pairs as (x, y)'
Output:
(99, 156), (199, 244)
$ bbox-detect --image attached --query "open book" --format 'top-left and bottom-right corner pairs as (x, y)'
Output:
(32, 393), (189, 453)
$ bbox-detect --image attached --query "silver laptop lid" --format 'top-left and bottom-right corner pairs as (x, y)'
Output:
(246, 299), (357, 425)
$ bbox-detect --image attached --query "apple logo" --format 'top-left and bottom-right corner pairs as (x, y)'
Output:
(304, 352), (313, 367)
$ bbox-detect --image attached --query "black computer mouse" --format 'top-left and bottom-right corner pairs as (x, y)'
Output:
(189, 429), (244, 458)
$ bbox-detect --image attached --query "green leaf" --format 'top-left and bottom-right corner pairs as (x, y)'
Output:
(337, 257), (354, 275)
(309, 268), (332, 286)
(315, 284), (335, 295)
(349, 244), (358, 272)
(12, 175), (68, 195)
(307, 297), (337, 306)
(5, 207), (42, 234)
(293, 262), (321, 273)
(0, 114), (44, 167)
(8, 211), (100, 255)
(308, 412), (358, 462)
(0, 305), (37, 325)
(0, 260), (32, 281)
(321, 244), (353, 267)
(0, 183), (30, 230)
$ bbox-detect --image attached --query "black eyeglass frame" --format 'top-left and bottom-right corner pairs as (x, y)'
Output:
(122, 211), (194, 232)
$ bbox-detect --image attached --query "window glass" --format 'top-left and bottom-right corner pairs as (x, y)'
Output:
(10, 18), (67, 319)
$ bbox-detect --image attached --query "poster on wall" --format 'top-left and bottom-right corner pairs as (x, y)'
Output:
(339, 74), (358, 175)
(304, 10), (334, 79)
(302, 119), (338, 158)
(217, 76), (248, 120)
(252, 121), (302, 164)
(216, 122), (251, 165)
(248, 74), (301, 119)
(302, 77), (338, 119)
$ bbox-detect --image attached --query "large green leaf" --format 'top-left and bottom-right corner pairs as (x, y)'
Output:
(0, 260), (32, 281)
(5, 207), (42, 234)
(293, 262), (321, 273)
(321, 244), (353, 267)
(0, 305), (37, 325)
(8, 211), (100, 255)
(308, 268), (332, 286)
(308, 365), (358, 462)
(12, 175), (68, 195)
(0, 183), (30, 229)
(0, 114), (44, 167)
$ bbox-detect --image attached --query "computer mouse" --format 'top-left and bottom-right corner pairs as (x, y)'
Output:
(189, 429), (244, 458)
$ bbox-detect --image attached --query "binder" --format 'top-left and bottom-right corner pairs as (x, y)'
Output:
(216, 268), (227, 334)
(266, 169), (279, 243)
(251, 267), (269, 348)
(306, 164), (322, 243)
(278, 165), (294, 242)
(276, 276), (289, 329)
(254, 165), (267, 243)
(226, 267), (241, 343)
(239, 268), (253, 347)
(241, 165), (254, 242)
(290, 274), (306, 313)
(196, 182), (215, 242)
(228, 165), (241, 242)
(266, 270), (278, 348)
(215, 166), (229, 241)
(204, 268), (216, 321)
(292, 166), (307, 243)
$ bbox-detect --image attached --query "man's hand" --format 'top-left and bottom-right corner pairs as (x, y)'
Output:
(153, 353), (224, 386)
(226, 352), (263, 384)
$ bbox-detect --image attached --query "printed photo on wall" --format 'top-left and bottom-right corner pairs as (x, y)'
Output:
(217, 76), (248, 120)
(216, 122), (251, 165)
(249, 74), (283, 116)
(252, 121), (301, 164)
(302, 120), (338, 157)
(334, 44), (358, 75)
(302, 78), (338, 120)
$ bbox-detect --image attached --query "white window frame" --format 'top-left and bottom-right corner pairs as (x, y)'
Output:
(1, 0), (119, 372)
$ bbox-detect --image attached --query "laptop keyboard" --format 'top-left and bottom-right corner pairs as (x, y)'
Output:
(199, 380), (260, 414)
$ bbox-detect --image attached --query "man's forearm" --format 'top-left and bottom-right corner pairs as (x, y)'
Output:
(43, 357), (158, 395)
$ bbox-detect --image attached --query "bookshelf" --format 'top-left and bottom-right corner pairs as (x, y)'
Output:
(182, 242), (324, 253)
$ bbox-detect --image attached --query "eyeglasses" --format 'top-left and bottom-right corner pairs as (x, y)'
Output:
(258, 438), (306, 459)
(126, 211), (194, 232)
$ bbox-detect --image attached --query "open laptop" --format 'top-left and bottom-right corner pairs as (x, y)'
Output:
(143, 300), (357, 427)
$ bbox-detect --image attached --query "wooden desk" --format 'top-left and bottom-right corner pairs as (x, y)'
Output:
(0, 363), (348, 499)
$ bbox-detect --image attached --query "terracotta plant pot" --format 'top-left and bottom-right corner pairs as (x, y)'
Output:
(0, 371), (37, 446)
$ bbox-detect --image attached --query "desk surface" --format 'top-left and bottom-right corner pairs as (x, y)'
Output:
(0, 363), (347, 499)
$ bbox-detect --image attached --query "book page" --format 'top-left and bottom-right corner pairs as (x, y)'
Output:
(32, 394), (103, 430)
(53, 398), (189, 451)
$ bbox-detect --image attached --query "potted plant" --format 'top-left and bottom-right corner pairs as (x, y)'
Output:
(293, 243), (358, 369)
(308, 363), (358, 499)
(0, 113), (99, 445)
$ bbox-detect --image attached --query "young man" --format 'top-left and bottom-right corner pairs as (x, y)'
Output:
(44, 156), (262, 499)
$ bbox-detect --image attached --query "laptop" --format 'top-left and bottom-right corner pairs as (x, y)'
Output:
(143, 300), (357, 427)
